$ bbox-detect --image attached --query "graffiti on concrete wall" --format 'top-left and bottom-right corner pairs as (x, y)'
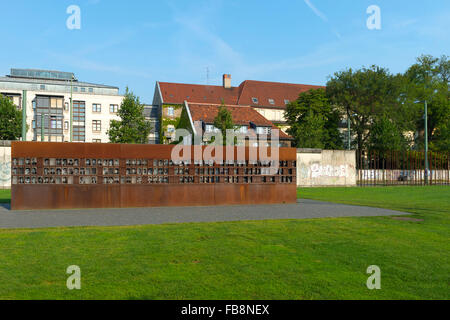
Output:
(0, 161), (11, 185)
(310, 163), (350, 178)
(297, 150), (357, 187)
(299, 163), (353, 179)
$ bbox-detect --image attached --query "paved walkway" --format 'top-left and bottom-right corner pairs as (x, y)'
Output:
(0, 200), (409, 229)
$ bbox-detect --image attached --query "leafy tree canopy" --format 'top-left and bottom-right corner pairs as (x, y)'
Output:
(285, 88), (343, 149)
(0, 94), (23, 141)
(368, 115), (410, 153)
(213, 101), (234, 145)
(326, 65), (407, 151)
(403, 55), (449, 151)
(107, 88), (152, 144)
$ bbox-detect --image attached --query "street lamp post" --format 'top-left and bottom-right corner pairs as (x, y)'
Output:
(70, 75), (73, 142)
(347, 108), (351, 150)
(22, 90), (27, 141)
(41, 113), (45, 142)
(414, 99), (430, 185)
(424, 100), (429, 185)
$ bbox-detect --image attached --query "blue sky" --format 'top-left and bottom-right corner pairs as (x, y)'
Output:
(1, 0), (449, 102)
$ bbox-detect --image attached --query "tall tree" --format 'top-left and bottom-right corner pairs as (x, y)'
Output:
(326, 65), (405, 151)
(107, 88), (152, 144)
(285, 88), (343, 149)
(431, 121), (450, 151)
(0, 94), (23, 140)
(404, 54), (450, 151)
(368, 115), (409, 152)
(213, 101), (234, 145)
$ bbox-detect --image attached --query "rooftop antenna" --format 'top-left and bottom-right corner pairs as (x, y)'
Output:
(206, 66), (210, 85)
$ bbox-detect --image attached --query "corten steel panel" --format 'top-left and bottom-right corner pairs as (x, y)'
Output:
(11, 142), (296, 161)
(11, 141), (297, 210)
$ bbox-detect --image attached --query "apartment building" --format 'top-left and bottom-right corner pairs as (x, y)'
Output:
(153, 74), (324, 143)
(143, 104), (160, 144)
(178, 101), (293, 147)
(0, 68), (160, 144)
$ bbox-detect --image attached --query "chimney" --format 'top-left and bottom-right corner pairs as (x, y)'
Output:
(223, 74), (231, 89)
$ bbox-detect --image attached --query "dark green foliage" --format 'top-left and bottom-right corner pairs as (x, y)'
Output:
(430, 118), (450, 151)
(368, 115), (409, 152)
(213, 101), (234, 145)
(0, 94), (23, 140)
(286, 89), (342, 149)
(404, 55), (450, 151)
(326, 65), (405, 151)
(107, 88), (152, 144)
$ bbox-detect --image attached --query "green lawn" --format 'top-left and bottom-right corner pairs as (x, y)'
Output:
(0, 189), (10, 203)
(0, 186), (448, 300)
(298, 186), (450, 219)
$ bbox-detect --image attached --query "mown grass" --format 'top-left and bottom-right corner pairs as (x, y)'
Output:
(0, 189), (10, 203)
(298, 186), (450, 221)
(0, 186), (448, 300)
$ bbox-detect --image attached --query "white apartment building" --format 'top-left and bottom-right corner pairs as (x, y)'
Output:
(0, 69), (124, 143)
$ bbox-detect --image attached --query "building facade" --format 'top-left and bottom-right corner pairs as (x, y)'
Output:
(143, 104), (160, 144)
(1, 69), (159, 144)
(178, 102), (293, 147)
(153, 74), (324, 143)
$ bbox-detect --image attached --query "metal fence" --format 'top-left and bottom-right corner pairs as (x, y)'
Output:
(357, 150), (450, 186)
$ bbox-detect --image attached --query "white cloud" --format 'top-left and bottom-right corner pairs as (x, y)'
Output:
(303, 0), (341, 39)
(304, 0), (328, 22)
(168, 4), (346, 84)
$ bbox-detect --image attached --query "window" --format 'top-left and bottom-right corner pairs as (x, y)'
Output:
(92, 120), (101, 132)
(50, 97), (63, 108)
(275, 111), (281, 121)
(205, 124), (214, 132)
(73, 101), (86, 122)
(64, 121), (69, 130)
(64, 102), (69, 111)
(81, 87), (86, 93)
(73, 126), (85, 142)
(73, 87), (78, 92)
(240, 126), (248, 133)
(110, 104), (119, 113)
(256, 127), (271, 135)
(284, 99), (290, 105)
(36, 96), (49, 108)
(93, 139), (101, 143)
(2, 94), (22, 108)
(50, 117), (62, 129)
(40, 85), (46, 90)
(252, 97), (259, 104)
(167, 107), (174, 116)
(268, 99), (275, 105)
(32, 120), (36, 129)
(88, 88), (93, 93)
(92, 103), (101, 113)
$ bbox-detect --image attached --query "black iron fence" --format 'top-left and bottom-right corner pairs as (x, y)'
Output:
(357, 150), (450, 186)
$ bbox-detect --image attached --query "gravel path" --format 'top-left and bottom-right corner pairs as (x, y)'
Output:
(0, 199), (409, 229)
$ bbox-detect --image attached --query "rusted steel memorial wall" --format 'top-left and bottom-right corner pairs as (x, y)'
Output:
(11, 142), (297, 210)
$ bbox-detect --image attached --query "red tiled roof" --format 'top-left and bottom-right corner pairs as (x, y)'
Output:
(187, 103), (292, 140)
(159, 80), (324, 109)
(159, 82), (240, 105)
(237, 80), (324, 108)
